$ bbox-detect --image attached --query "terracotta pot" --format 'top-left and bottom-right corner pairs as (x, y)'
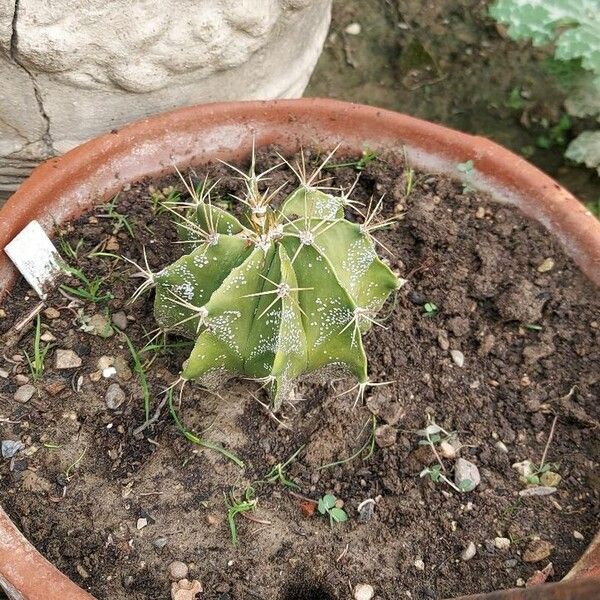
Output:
(0, 99), (599, 600)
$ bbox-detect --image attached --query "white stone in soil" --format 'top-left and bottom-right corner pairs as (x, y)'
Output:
(345, 22), (361, 35)
(55, 349), (82, 369)
(461, 541), (476, 561)
(168, 561), (189, 581)
(106, 383), (126, 409)
(14, 384), (35, 402)
(450, 349), (465, 367)
(413, 559), (425, 571)
(354, 583), (374, 600)
(454, 458), (480, 491)
(2, 440), (25, 458)
(494, 537), (511, 551)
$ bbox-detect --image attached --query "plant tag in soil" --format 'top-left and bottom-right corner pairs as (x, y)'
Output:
(4, 220), (61, 299)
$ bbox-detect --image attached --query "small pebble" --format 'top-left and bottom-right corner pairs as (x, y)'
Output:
(102, 367), (117, 379)
(437, 331), (450, 351)
(171, 579), (202, 600)
(537, 258), (555, 273)
(106, 383), (126, 409)
(450, 349), (464, 367)
(168, 561), (189, 581)
(97, 356), (114, 370)
(354, 583), (374, 600)
(111, 311), (129, 330)
(494, 537), (511, 551)
(414, 559), (425, 571)
(154, 536), (168, 549)
(375, 424), (397, 448)
(344, 22), (361, 35)
(540, 471), (561, 487)
(15, 373), (29, 385)
(55, 349), (82, 370)
(44, 307), (60, 319)
(523, 539), (553, 563)
(2, 440), (25, 458)
(14, 384), (35, 403)
(439, 440), (457, 459)
(136, 517), (148, 530)
(573, 531), (584, 541)
(461, 541), (476, 561)
(519, 486), (556, 497)
(494, 441), (508, 453)
(357, 499), (375, 523)
(88, 313), (114, 338)
(454, 457), (480, 491)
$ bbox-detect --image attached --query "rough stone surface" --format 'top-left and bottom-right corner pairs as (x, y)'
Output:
(454, 457), (480, 491)
(0, 0), (332, 195)
(374, 424), (397, 448)
(354, 583), (375, 600)
(523, 539), (554, 563)
(105, 383), (126, 409)
(168, 561), (189, 581)
(14, 383), (35, 402)
(54, 348), (82, 369)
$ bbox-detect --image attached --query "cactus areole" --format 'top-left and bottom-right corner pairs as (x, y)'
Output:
(149, 153), (401, 409)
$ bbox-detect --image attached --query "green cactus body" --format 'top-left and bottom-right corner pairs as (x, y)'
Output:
(152, 162), (400, 409)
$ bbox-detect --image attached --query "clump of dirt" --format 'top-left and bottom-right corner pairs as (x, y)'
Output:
(1, 149), (599, 600)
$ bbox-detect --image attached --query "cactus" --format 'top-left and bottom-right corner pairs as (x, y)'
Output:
(138, 152), (401, 410)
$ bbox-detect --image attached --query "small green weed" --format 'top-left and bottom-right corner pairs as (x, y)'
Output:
(120, 331), (151, 420)
(24, 314), (52, 381)
(264, 446), (304, 489)
(98, 194), (134, 237)
(325, 148), (377, 171)
(60, 264), (113, 303)
(422, 302), (438, 317)
(225, 487), (258, 545)
(317, 494), (348, 526)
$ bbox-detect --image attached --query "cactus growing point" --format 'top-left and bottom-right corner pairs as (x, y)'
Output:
(141, 152), (401, 409)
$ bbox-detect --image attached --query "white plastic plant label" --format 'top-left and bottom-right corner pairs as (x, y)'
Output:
(4, 220), (61, 299)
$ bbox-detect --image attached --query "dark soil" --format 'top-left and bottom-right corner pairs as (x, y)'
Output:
(1, 149), (599, 600)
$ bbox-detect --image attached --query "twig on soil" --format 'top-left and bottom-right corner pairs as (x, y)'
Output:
(286, 489), (318, 505)
(336, 543), (350, 562)
(240, 512), (272, 526)
(132, 394), (168, 436)
(540, 415), (559, 468)
(14, 302), (44, 332)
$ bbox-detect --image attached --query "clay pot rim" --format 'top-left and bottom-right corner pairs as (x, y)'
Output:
(0, 98), (599, 600)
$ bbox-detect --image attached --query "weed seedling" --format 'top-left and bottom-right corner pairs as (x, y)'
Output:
(57, 234), (84, 262)
(98, 194), (134, 237)
(422, 302), (438, 317)
(225, 487), (258, 545)
(317, 494), (348, 526)
(325, 148), (377, 171)
(264, 445), (304, 489)
(60, 264), (113, 303)
(24, 314), (52, 381)
(416, 421), (469, 493)
(120, 331), (151, 420)
(64, 447), (87, 482)
(457, 159), (475, 193)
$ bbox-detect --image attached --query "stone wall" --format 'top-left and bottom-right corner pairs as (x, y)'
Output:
(0, 0), (331, 196)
